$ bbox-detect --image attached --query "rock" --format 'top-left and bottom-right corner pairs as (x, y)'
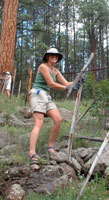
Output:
(67, 157), (82, 173)
(30, 164), (40, 170)
(74, 147), (92, 158)
(99, 147), (109, 167)
(0, 155), (13, 165)
(48, 160), (57, 165)
(105, 167), (109, 189)
(60, 163), (78, 180)
(3, 165), (30, 180)
(74, 155), (84, 167)
(74, 147), (98, 161)
(54, 140), (68, 151)
(8, 114), (33, 127)
(50, 152), (68, 162)
(8, 114), (25, 127)
(85, 146), (109, 173)
(0, 118), (5, 125)
(20, 107), (32, 118)
(26, 165), (68, 194)
(0, 112), (5, 125)
(0, 145), (16, 155)
(105, 123), (109, 130)
(59, 108), (73, 122)
(84, 151), (96, 163)
(33, 175), (68, 194)
(0, 131), (11, 148)
(0, 141), (109, 199)
(6, 184), (25, 200)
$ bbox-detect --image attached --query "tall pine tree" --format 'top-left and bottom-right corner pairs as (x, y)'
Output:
(0, 0), (19, 73)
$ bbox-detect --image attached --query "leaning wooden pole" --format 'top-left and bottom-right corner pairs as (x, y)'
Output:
(67, 53), (94, 161)
(26, 56), (34, 103)
(77, 132), (109, 200)
(67, 53), (94, 97)
(76, 100), (96, 124)
(67, 83), (83, 161)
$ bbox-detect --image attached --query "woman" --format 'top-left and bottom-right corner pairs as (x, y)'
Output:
(5, 71), (12, 98)
(29, 47), (73, 163)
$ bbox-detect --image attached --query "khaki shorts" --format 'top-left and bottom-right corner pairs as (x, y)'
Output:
(30, 89), (57, 114)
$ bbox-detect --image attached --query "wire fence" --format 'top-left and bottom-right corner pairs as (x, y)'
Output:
(0, 67), (108, 99)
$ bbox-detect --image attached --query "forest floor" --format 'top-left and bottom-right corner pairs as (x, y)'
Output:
(0, 94), (108, 200)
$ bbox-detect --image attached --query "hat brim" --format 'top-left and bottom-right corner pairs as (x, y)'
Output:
(43, 53), (63, 63)
(6, 72), (10, 75)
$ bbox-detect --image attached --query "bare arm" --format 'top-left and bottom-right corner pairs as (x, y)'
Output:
(56, 70), (73, 86)
(39, 64), (66, 90)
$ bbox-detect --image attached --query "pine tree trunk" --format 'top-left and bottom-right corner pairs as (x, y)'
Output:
(73, 4), (76, 74)
(65, 3), (69, 77)
(88, 29), (97, 80)
(0, 0), (19, 73)
(106, 26), (109, 79)
(0, 40), (1, 55)
(58, 14), (61, 51)
(45, 6), (50, 46)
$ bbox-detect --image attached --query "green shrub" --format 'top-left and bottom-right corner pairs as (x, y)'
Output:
(84, 74), (109, 118)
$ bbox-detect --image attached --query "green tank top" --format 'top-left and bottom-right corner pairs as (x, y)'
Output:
(33, 71), (56, 92)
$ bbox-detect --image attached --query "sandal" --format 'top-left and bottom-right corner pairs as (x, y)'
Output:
(29, 153), (41, 164)
(29, 153), (48, 165)
(47, 146), (55, 153)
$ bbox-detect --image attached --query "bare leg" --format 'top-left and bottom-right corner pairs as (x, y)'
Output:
(46, 109), (63, 153)
(6, 90), (10, 97)
(29, 112), (44, 156)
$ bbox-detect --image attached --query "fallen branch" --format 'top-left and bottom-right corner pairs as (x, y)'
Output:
(64, 135), (104, 142)
(75, 136), (104, 142)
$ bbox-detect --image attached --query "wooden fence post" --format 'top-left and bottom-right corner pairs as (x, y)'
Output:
(17, 80), (22, 98)
(67, 83), (83, 160)
(11, 61), (16, 96)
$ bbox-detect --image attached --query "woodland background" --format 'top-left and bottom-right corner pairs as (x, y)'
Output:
(0, 2), (109, 199)
(0, 0), (109, 95)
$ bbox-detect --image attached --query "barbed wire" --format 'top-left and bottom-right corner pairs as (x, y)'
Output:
(81, 67), (108, 73)
(0, 67), (108, 77)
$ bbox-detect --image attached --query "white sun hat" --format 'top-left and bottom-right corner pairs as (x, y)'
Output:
(6, 71), (11, 75)
(43, 48), (63, 63)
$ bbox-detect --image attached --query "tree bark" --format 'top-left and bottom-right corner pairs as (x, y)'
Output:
(106, 26), (109, 79)
(65, 2), (69, 78)
(45, 6), (50, 46)
(88, 29), (97, 80)
(0, 0), (19, 73)
(73, 4), (76, 74)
